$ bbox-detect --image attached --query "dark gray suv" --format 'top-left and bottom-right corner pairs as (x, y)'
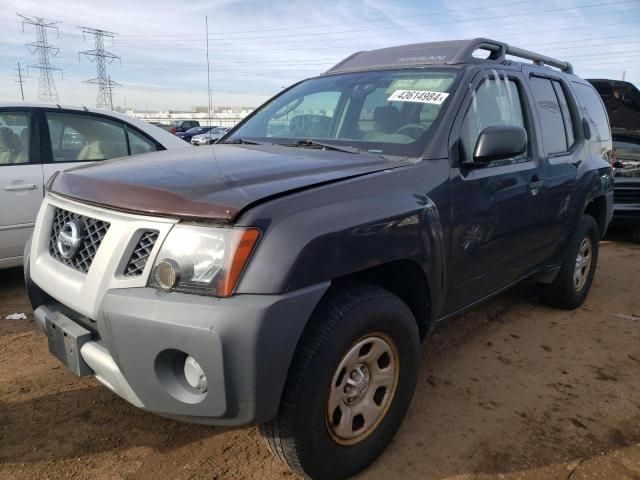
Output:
(26, 39), (613, 479)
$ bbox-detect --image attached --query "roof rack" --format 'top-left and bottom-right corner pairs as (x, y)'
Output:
(326, 38), (574, 75)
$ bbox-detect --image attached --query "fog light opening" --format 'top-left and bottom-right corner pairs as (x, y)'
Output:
(154, 259), (180, 290)
(184, 356), (208, 393)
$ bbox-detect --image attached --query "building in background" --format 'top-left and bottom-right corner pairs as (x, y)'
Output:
(127, 106), (255, 128)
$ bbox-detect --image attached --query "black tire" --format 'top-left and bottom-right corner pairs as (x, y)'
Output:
(632, 226), (640, 244)
(538, 214), (600, 309)
(259, 284), (420, 480)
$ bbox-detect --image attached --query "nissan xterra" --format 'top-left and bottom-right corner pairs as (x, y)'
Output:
(25, 39), (613, 479)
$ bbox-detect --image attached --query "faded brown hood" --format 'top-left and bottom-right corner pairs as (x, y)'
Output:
(50, 144), (412, 221)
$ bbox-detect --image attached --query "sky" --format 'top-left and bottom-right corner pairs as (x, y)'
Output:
(1, 0), (639, 110)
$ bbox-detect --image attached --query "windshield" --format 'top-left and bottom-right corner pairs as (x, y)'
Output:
(225, 69), (459, 157)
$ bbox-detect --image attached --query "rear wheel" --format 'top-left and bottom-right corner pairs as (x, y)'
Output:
(632, 226), (640, 244)
(538, 214), (599, 309)
(259, 284), (420, 480)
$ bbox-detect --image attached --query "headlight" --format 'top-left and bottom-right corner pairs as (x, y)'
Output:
(148, 224), (260, 297)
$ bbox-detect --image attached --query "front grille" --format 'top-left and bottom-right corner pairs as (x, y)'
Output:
(49, 208), (110, 273)
(614, 187), (640, 204)
(124, 230), (159, 277)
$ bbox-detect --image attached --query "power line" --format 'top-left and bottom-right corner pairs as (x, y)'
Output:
(116, 0), (632, 39)
(119, 0), (639, 45)
(114, 12), (640, 54)
(14, 62), (26, 101)
(18, 13), (62, 103)
(78, 25), (121, 109)
(118, 0), (539, 38)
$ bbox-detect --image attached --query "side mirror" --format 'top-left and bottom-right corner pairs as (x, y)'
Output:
(469, 125), (527, 165)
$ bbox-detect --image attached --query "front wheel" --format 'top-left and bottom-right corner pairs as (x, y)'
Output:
(259, 284), (420, 480)
(538, 214), (600, 309)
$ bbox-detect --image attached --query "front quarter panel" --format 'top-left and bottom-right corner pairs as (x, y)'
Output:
(235, 161), (450, 317)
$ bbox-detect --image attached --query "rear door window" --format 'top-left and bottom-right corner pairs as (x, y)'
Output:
(529, 77), (568, 155)
(572, 83), (611, 142)
(46, 112), (128, 162)
(552, 81), (575, 148)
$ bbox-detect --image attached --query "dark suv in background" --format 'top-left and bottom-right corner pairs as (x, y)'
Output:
(26, 39), (612, 480)
(169, 119), (200, 134)
(588, 79), (640, 242)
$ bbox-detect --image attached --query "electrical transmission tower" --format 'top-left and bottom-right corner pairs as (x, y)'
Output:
(18, 14), (62, 103)
(78, 26), (120, 110)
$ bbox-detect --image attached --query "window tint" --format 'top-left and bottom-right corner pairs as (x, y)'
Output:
(552, 80), (575, 148)
(46, 112), (128, 162)
(0, 112), (30, 165)
(128, 128), (158, 155)
(529, 77), (567, 154)
(573, 83), (611, 142)
(461, 77), (528, 165)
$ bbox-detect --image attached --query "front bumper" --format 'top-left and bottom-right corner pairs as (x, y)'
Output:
(30, 283), (328, 426)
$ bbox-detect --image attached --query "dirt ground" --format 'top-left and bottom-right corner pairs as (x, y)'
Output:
(1, 232), (640, 480)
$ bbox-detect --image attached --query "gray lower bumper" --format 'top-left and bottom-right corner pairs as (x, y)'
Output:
(34, 284), (328, 426)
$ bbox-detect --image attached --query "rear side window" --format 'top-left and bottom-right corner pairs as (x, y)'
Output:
(572, 83), (611, 142)
(529, 77), (571, 155)
(128, 128), (158, 155)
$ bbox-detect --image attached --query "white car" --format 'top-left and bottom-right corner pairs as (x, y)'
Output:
(191, 127), (230, 145)
(0, 103), (190, 269)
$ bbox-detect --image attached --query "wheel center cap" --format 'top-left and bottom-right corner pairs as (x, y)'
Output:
(343, 365), (370, 404)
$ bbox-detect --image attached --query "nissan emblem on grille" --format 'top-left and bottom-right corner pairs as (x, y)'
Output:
(49, 208), (110, 273)
(57, 220), (86, 259)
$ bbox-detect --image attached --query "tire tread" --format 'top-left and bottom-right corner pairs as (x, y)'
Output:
(258, 284), (409, 479)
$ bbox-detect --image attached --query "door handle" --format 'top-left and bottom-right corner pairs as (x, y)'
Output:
(4, 183), (38, 191)
(528, 180), (545, 190)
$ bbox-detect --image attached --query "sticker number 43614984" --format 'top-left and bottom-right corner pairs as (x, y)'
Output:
(387, 89), (449, 104)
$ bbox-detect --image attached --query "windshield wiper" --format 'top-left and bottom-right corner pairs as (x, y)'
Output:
(283, 139), (360, 154)
(221, 138), (265, 145)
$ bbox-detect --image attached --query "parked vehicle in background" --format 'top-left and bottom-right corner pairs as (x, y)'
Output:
(0, 103), (190, 269)
(191, 127), (230, 145)
(588, 79), (640, 242)
(25, 39), (613, 480)
(169, 120), (200, 134)
(176, 126), (214, 143)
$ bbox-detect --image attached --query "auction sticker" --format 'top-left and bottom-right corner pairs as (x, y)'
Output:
(387, 90), (449, 104)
